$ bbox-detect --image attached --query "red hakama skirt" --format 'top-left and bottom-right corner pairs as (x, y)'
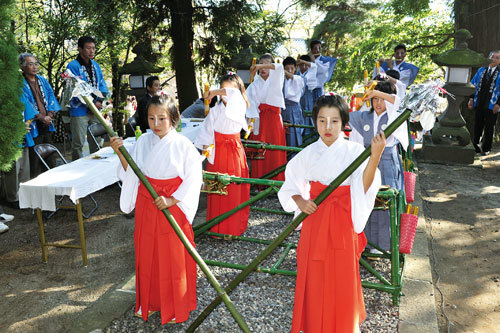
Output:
(134, 176), (197, 324)
(207, 132), (250, 236)
(249, 103), (286, 180)
(291, 183), (366, 333)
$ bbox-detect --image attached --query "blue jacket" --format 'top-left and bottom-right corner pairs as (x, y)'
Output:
(66, 59), (109, 117)
(20, 94), (39, 148)
(22, 74), (61, 132)
(375, 61), (419, 87)
(471, 66), (500, 110)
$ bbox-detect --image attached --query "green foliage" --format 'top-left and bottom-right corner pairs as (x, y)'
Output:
(390, 0), (430, 16)
(193, 0), (286, 84)
(311, 3), (454, 93)
(0, 0), (25, 171)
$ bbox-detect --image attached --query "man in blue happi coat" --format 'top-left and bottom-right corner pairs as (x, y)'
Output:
(66, 36), (109, 160)
(468, 50), (500, 156)
(374, 44), (419, 88)
(309, 40), (338, 101)
(19, 53), (61, 177)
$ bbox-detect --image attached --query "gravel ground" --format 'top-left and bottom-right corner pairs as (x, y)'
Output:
(103, 196), (398, 332)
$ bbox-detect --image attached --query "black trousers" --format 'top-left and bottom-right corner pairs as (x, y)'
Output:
(473, 107), (499, 153)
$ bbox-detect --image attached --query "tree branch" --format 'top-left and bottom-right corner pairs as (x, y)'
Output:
(408, 35), (452, 52)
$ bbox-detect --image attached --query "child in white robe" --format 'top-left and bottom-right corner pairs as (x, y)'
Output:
(349, 81), (408, 253)
(194, 73), (250, 236)
(278, 94), (384, 332)
(246, 53), (287, 179)
(111, 94), (202, 325)
(282, 56), (306, 147)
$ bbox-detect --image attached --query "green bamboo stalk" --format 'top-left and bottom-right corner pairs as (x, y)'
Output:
(243, 142), (302, 153)
(359, 257), (391, 286)
(187, 109), (412, 332)
(284, 122), (315, 129)
(204, 232), (297, 249)
(204, 259), (297, 276)
(80, 95), (250, 332)
(193, 186), (275, 236)
(203, 171), (284, 187)
(258, 163), (287, 180)
(250, 206), (294, 216)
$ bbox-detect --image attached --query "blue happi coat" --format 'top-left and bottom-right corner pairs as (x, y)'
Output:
(20, 94), (39, 148)
(312, 55), (337, 100)
(375, 61), (419, 87)
(470, 66), (500, 110)
(66, 59), (109, 117)
(22, 74), (61, 132)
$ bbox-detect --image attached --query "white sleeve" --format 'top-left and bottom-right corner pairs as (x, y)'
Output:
(268, 63), (285, 94)
(386, 95), (409, 151)
(278, 152), (310, 213)
(245, 82), (261, 135)
(118, 142), (140, 214)
(286, 76), (305, 103)
(349, 145), (381, 233)
(172, 144), (203, 223)
(349, 126), (364, 146)
(224, 87), (248, 130)
(398, 69), (411, 88)
(395, 80), (406, 101)
(305, 63), (318, 90)
(194, 107), (215, 150)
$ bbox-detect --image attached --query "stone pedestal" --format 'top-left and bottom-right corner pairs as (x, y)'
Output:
(422, 135), (476, 164)
(422, 83), (476, 164)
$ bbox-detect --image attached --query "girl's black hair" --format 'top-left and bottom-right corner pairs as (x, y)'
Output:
(299, 54), (312, 62)
(219, 72), (250, 108)
(375, 80), (396, 94)
(283, 56), (297, 67)
(147, 94), (180, 127)
(369, 81), (396, 113)
(259, 53), (274, 63)
(312, 95), (350, 129)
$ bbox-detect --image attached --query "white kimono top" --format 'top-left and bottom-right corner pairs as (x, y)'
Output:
(284, 75), (306, 104)
(194, 87), (248, 164)
(278, 137), (381, 233)
(246, 63), (285, 135)
(350, 95), (409, 150)
(118, 130), (203, 223)
(297, 63), (318, 91)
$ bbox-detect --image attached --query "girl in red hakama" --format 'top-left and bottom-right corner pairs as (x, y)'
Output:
(278, 95), (385, 332)
(195, 73), (250, 236)
(246, 53), (287, 180)
(111, 94), (203, 325)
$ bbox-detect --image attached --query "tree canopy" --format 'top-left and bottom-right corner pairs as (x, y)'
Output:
(302, 0), (453, 93)
(0, 0), (25, 171)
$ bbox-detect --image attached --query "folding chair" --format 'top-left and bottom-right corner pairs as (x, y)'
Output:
(33, 143), (98, 218)
(87, 123), (107, 150)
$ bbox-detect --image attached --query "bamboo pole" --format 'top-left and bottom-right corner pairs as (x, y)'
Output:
(187, 109), (412, 332)
(242, 141), (303, 153)
(193, 186), (276, 236)
(80, 94), (250, 332)
(203, 171), (284, 187)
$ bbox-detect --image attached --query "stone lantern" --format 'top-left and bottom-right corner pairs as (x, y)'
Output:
(230, 34), (258, 87)
(423, 29), (489, 164)
(118, 43), (164, 99)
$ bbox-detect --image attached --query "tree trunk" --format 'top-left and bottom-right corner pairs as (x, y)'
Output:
(167, 0), (198, 112)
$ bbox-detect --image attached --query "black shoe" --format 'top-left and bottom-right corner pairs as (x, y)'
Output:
(481, 151), (490, 156)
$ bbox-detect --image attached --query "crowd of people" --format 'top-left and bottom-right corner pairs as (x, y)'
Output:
(107, 39), (420, 330)
(3, 34), (500, 332)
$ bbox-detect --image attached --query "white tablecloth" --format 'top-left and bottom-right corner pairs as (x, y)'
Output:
(19, 120), (202, 212)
